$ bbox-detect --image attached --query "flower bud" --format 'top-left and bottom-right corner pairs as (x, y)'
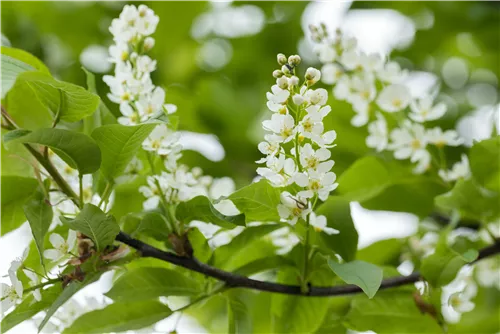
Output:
(273, 70), (284, 78)
(288, 76), (299, 87)
(278, 106), (287, 115)
(305, 67), (321, 85)
(288, 55), (301, 66)
(191, 167), (203, 178)
(277, 53), (287, 65)
(298, 135), (305, 143)
(277, 76), (288, 90)
(281, 64), (291, 75)
(143, 37), (155, 52)
(292, 94), (305, 106)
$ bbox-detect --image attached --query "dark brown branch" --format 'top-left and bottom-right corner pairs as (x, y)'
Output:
(116, 231), (500, 297)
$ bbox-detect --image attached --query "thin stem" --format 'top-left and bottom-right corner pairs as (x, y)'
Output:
(301, 219), (311, 294)
(174, 284), (227, 313)
(79, 174), (84, 208)
(24, 277), (61, 294)
(98, 182), (114, 209)
(24, 144), (80, 207)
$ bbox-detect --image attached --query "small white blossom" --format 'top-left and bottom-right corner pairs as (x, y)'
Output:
(439, 154), (471, 182)
(377, 84), (412, 112)
(1, 279), (23, 311)
(295, 170), (338, 201)
(266, 85), (290, 105)
(305, 67), (321, 85)
(321, 63), (345, 85)
(277, 191), (311, 225)
(409, 97), (447, 122)
(298, 144), (333, 173)
(142, 124), (181, 155)
(389, 121), (428, 161)
(309, 211), (339, 235)
(23, 269), (41, 301)
(262, 114), (296, 143)
(43, 231), (77, 261)
(426, 128), (463, 147)
(366, 114), (388, 152)
(475, 258), (500, 289)
(257, 155), (296, 187)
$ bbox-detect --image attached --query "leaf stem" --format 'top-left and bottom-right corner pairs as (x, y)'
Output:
(79, 174), (84, 208)
(24, 277), (61, 294)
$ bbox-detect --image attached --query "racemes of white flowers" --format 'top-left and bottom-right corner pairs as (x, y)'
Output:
(104, 4), (176, 126)
(310, 25), (468, 180)
(259, 53), (338, 235)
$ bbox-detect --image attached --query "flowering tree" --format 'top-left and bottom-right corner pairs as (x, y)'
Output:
(1, 4), (499, 334)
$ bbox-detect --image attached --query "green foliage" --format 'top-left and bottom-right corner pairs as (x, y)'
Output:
(39, 273), (102, 332)
(357, 239), (403, 266)
(61, 203), (119, 251)
(188, 227), (212, 263)
(23, 185), (52, 266)
(105, 267), (201, 301)
(63, 301), (173, 334)
(1, 175), (38, 234)
(469, 137), (500, 192)
(130, 212), (173, 242)
(91, 124), (155, 180)
(228, 179), (281, 222)
(4, 128), (101, 174)
(176, 195), (246, 228)
(328, 259), (383, 299)
(315, 196), (358, 261)
(337, 156), (447, 217)
(435, 179), (500, 221)
(344, 291), (442, 333)
(8, 71), (100, 123)
(1, 46), (49, 98)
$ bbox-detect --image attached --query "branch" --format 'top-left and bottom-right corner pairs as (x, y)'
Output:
(116, 231), (500, 297)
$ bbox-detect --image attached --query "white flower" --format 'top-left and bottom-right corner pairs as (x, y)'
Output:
(389, 121), (428, 161)
(314, 43), (337, 63)
(376, 84), (412, 112)
(296, 114), (324, 143)
(441, 266), (477, 323)
(266, 85), (290, 105)
(256, 136), (281, 162)
(108, 43), (129, 63)
(142, 124), (181, 155)
(277, 191), (311, 225)
(333, 76), (351, 101)
(8, 248), (29, 283)
(143, 37), (155, 51)
(305, 67), (321, 85)
(295, 170), (338, 201)
(475, 258), (500, 289)
(376, 61), (408, 84)
(136, 55), (156, 74)
(409, 97), (447, 122)
(348, 75), (376, 113)
(136, 4), (160, 36)
(43, 231), (77, 261)
(136, 87), (166, 121)
(439, 154), (471, 182)
(304, 88), (328, 106)
(257, 155), (296, 187)
(449, 292), (475, 312)
(426, 128), (463, 147)
(209, 177), (235, 200)
(309, 211), (339, 235)
(117, 103), (140, 126)
(321, 63), (344, 85)
(366, 114), (388, 152)
(298, 143), (333, 172)
(409, 231), (438, 257)
(269, 227), (299, 255)
(139, 175), (166, 210)
(262, 114), (296, 143)
(1, 279), (23, 311)
(411, 149), (431, 174)
(23, 269), (41, 301)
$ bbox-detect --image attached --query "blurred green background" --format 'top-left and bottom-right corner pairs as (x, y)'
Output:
(2, 1), (499, 186)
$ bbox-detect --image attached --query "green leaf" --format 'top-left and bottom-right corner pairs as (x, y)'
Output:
(0, 284), (59, 333)
(61, 204), (119, 252)
(132, 212), (173, 241)
(470, 137), (500, 192)
(105, 267), (201, 301)
(328, 259), (383, 299)
(315, 196), (358, 261)
(91, 124), (156, 180)
(435, 178), (499, 221)
(233, 255), (294, 276)
(1, 176), (38, 235)
(357, 239), (403, 266)
(62, 300), (172, 334)
(212, 224), (281, 271)
(227, 291), (251, 334)
(9, 71), (100, 123)
(188, 227), (212, 263)
(337, 156), (447, 217)
(177, 195), (245, 228)
(1, 46), (49, 98)
(82, 67), (116, 136)
(228, 179), (281, 222)
(39, 273), (102, 332)
(420, 235), (468, 287)
(4, 128), (101, 174)
(344, 291), (442, 334)
(23, 186), (53, 266)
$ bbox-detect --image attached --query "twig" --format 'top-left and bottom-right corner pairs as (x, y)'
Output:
(115, 231), (500, 297)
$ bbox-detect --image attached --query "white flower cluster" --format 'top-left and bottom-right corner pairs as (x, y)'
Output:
(310, 26), (469, 179)
(258, 53), (339, 235)
(104, 4), (177, 126)
(140, 166), (236, 210)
